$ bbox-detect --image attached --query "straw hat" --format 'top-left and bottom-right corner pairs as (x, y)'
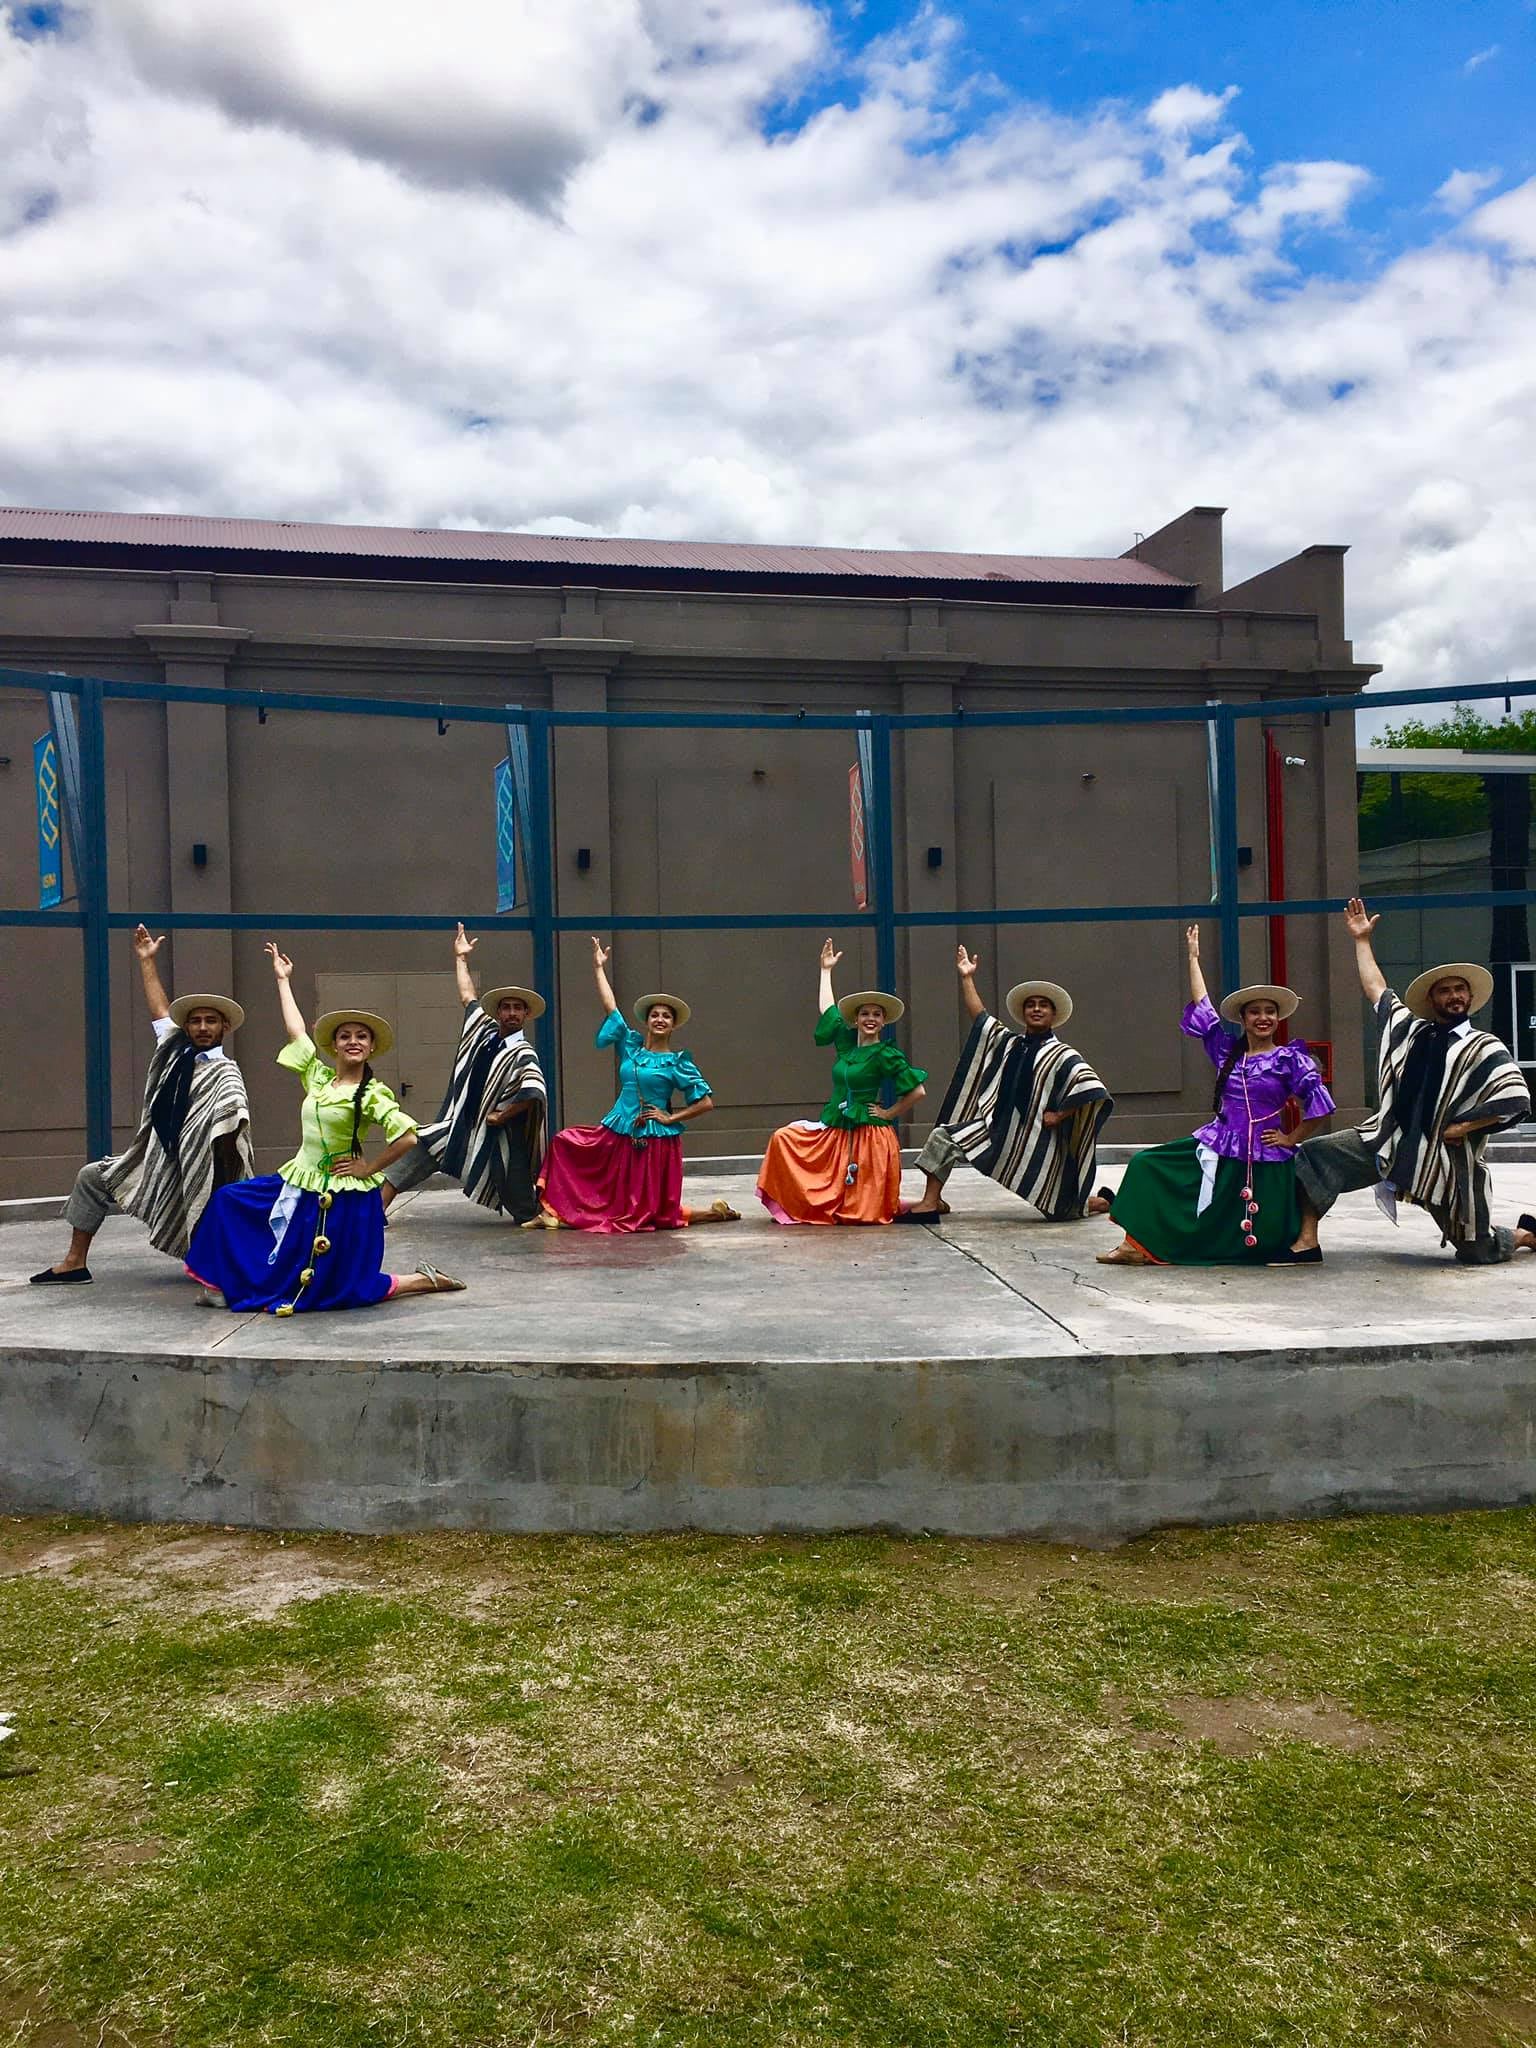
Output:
(837, 990), (905, 1026)
(1005, 980), (1072, 1028)
(169, 992), (245, 1032)
(481, 985), (546, 1022)
(1403, 962), (1493, 1020)
(314, 1010), (395, 1058)
(1219, 984), (1300, 1025)
(633, 992), (692, 1031)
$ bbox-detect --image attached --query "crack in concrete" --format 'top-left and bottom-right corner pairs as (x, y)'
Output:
(202, 1377), (258, 1479)
(936, 1234), (1089, 1350)
(79, 1376), (110, 1443)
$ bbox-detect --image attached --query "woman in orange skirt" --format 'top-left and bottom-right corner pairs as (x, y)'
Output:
(758, 940), (927, 1225)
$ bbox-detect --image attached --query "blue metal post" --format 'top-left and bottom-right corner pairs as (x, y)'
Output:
(77, 678), (113, 1159)
(525, 708), (559, 1130)
(1211, 703), (1243, 1004)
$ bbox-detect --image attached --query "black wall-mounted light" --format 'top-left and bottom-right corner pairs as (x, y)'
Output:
(926, 845), (943, 870)
(1237, 845), (1254, 869)
(191, 843), (209, 869)
(576, 847), (592, 872)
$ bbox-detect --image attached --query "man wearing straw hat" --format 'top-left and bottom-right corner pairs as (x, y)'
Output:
(1285, 900), (1531, 1264)
(29, 924), (253, 1285)
(379, 923), (548, 1225)
(897, 946), (1113, 1224)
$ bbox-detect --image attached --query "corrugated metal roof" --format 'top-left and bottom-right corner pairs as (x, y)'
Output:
(0, 507), (1189, 588)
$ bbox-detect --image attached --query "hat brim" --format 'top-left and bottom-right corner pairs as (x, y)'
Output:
(481, 986), (546, 1022)
(632, 993), (692, 1031)
(1005, 981), (1073, 1027)
(1403, 963), (1494, 1019)
(837, 990), (905, 1026)
(1219, 984), (1300, 1025)
(313, 1009), (395, 1059)
(169, 993), (245, 1033)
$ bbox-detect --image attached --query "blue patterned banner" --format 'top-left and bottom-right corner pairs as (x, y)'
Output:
(494, 756), (517, 912)
(35, 733), (62, 908)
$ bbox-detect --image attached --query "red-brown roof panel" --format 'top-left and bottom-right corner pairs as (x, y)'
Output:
(0, 506), (1189, 588)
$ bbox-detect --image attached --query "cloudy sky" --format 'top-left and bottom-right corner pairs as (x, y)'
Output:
(1, 0), (1533, 694)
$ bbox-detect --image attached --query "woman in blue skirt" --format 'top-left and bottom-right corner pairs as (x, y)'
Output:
(185, 943), (465, 1312)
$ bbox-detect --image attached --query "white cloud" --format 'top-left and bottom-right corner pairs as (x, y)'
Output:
(0, 8), (1534, 696)
(1463, 43), (1501, 72)
(1434, 166), (1501, 214)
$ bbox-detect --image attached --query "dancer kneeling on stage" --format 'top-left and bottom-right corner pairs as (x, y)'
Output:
(897, 946), (1112, 1224)
(758, 939), (927, 1225)
(380, 923), (546, 1225)
(1099, 923), (1334, 1266)
(185, 943), (465, 1310)
(1285, 900), (1532, 1265)
(529, 937), (738, 1232)
(31, 925), (253, 1286)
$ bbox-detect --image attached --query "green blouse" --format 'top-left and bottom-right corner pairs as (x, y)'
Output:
(814, 1005), (927, 1129)
(275, 1033), (417, 1192)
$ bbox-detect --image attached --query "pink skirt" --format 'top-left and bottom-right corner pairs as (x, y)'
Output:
(539, 1125), (687, 1233)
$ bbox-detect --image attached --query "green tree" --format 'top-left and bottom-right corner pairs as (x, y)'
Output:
(1378, 705), (1536, 753)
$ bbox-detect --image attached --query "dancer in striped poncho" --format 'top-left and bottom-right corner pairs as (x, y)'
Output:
(29, 925), (252, 1285)
(898, 947), (1112, 1224)
(380, 925), (547, 1224)
(1286, 901), (1532, 1265)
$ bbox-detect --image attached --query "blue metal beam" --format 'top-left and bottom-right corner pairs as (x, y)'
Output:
(524, 708), (560, 1130)
(76, 678), (113, 1158)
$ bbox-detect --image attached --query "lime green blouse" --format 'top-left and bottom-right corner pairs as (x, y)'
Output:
(275, 1034), (417, 1192)
(814, 1006), (927, 1129)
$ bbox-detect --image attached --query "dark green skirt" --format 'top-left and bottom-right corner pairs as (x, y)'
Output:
(1109, 1136), (1299, 1265)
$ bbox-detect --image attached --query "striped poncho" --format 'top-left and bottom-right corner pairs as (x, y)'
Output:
(1358, 990), (1529, 1244)
(415, 1003), (547, 1217)
(99, 1030), (254, 1255)
(933, 1013), (1113, 1219)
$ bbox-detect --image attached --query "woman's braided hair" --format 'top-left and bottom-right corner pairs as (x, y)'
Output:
(348, 1060), (374, 1163)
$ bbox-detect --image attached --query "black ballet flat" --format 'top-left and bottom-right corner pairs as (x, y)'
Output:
(1095, 1186), (1115, 1203)
(1267, 1246), (1323, 1266)
(29, 1265), (92, 1284)
(892, 1209), (942, 1225)
(1519, 1213), (1536, 1235)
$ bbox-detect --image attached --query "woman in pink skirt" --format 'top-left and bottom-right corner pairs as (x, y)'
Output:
(528, 938), (740, 1233)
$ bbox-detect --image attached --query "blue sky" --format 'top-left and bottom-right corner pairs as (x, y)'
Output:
(828, 0), (1534, 269)
(2, 0), (1534, 690)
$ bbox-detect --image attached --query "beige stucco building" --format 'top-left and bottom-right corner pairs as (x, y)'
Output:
(0, 503), (1375, 1198)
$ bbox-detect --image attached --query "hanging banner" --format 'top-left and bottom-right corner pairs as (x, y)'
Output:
(494, 756), (517, 912)
(849, 764), (868, 910)
(35, 734), (62, 908)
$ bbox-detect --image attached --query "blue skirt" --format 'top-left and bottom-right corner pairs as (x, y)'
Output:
(185, 1175), (395, 1313)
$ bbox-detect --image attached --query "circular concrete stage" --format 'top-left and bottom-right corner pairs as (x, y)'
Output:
(4, 1168), (1536, 1543)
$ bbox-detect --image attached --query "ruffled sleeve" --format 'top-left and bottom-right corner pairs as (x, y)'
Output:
(362, 1078), (417, 1145)
(1181, 996), (1235, 1068)
(1283, 1044), (1336, 1121)
(276, 1032), (326, 1090)
(878, 1044), (928, 1096)
(596, 1008), (632, 1053)
(669, 1051), (713, 1105)
(814, 1003), (852, 1049)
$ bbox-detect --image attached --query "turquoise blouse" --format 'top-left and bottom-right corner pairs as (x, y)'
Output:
(814, 1006), (927, 1129)
(596, 1009), (712, 1141)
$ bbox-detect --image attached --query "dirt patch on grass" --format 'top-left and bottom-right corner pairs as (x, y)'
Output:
(1110, 1691), (1382, 1757)
(92, 1837), (165, 1871)
(0, 1986), (158, 2046)
(1411, 1990), (1536, 2045)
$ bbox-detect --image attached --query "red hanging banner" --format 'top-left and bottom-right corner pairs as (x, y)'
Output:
(849, 763), (868, 910)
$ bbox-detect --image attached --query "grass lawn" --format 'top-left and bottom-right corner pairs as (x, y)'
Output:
(3, 1511), (1536, 2047)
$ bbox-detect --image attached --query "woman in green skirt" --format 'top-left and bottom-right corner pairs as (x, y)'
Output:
(1098, 925), (1335, 1265)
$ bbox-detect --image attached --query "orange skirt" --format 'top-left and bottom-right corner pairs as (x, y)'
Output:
(757, 1120), (901, 1225)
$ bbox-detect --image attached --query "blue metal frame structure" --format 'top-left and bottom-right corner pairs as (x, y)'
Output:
(3, 664), (1533, 1159)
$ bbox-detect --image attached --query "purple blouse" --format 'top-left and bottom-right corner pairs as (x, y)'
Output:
(1182, 996), (1336, 1162)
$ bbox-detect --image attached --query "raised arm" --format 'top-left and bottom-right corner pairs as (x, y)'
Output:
(818, 937), (842, 1016)
(132, 923), (171, 1021)
(452, 922), (479, 1006)
(1185, 925), (1209, 1009)
(265, 942), (307, 1042)
(1344, 898), (1388, 1005)
(957, 945), (986, 1021)
(591, 935), (618, 1015)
